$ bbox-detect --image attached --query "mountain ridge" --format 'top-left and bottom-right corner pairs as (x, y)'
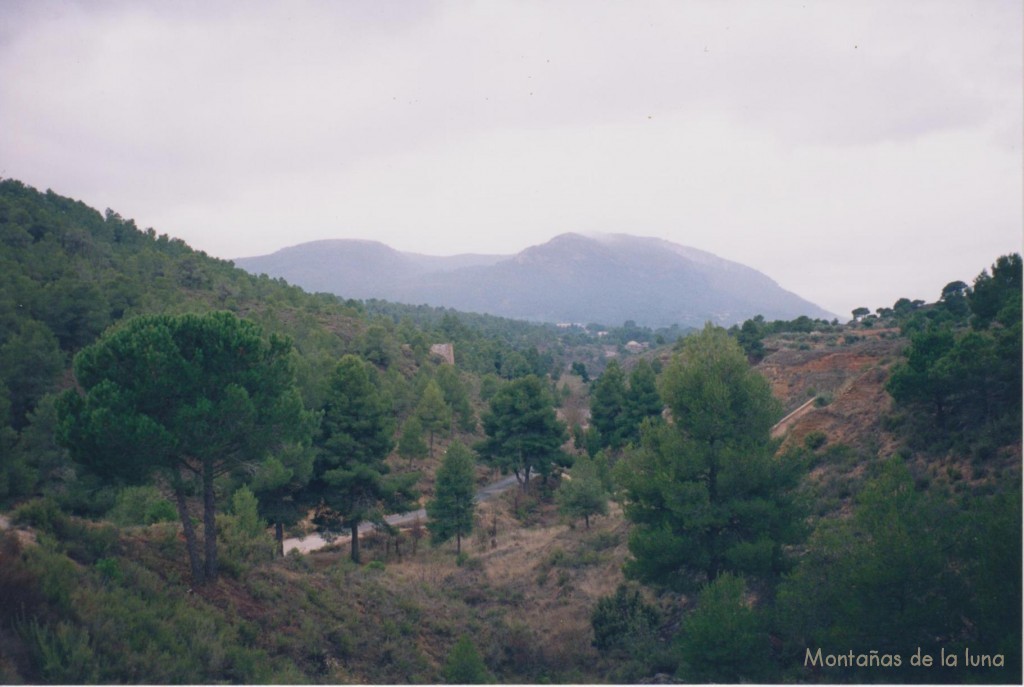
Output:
(234, 233), (836, 327)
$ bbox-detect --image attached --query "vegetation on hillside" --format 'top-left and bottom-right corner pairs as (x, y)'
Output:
(0, 179), (1019, 683)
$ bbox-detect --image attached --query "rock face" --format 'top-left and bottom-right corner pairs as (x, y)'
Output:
(234, 233), (835, 328)
(429, 343), (455, 365)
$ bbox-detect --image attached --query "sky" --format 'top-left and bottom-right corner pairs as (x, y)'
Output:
(1, 0), (1020, 319)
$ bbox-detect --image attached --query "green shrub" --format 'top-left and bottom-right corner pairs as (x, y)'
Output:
(22, 537), (79, 613)
(284, 548), (313, 573)
(12, 497), (118, 562)
(12, 497), (65, 533)
(19, 618), (99, 684)
(591, 584), (660, 654)
(675, 573), (771, 682)
(880, 412), (903, 432)
(444, 635), (492, 684)
(586, 530), (620, 552)
(804, 431), (827, 450)
(95, 557), (122, 583)
(62, 520), (119, 564)
(217, 486), (275, 576)
(107, 485), (177, 526)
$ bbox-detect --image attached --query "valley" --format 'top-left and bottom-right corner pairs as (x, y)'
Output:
(0, 180), (1019, 684)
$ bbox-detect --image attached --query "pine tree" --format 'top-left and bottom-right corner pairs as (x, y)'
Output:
(443, 635), (492, 684)
(477, 375), (568, 491)
(250, 443), (315, 555)
(397, 416), (429, 464)
(557, 453), (609, 529)
(416, 379), (451, 459)
(676, 573), (771, 682)
(590, 361), (628, 449)
(615, 324), (802, 590)
(307, 354), (416, 563)
(624, 359), (663, 442)
(56, 312), (314, 584)
(436, 365), (477, 432)
(427, 441), (477, 554)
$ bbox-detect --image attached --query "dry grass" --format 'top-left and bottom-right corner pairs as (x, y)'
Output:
(301, 486), (635, 681)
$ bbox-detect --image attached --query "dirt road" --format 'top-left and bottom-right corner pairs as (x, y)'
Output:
(282, 473), (522, 555)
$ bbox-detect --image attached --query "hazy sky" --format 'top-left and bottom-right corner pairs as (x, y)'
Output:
(1, 1), (1020, 318)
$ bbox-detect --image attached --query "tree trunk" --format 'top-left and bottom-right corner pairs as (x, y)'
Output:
(707, 444), (721, 582)
(585, 514), (590, 530)
(173, 483), (204, 585)
(275, 521), (284, 557)
(350, 521), (360, 564)
(202, 458), (218, 582)
(517, 465), (531, 492)
(456, 531), (462, 555)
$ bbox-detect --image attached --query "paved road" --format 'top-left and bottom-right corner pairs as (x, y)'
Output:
(770, 397), (818, 439)
(282, 472), (523, 555)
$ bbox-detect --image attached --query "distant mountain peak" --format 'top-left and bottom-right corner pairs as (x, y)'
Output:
(234, 233), (835, 327)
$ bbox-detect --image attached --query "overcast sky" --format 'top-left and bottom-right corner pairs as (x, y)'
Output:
(1, 0), (1020, 318)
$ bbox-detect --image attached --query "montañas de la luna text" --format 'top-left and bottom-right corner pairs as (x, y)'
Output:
(805, 648), (1005, 669)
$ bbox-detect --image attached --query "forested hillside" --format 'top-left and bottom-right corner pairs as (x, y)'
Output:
(0, 179), (636, 508)
(0, 179), (1019, 684)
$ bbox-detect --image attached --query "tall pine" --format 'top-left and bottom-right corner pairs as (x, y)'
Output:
(308, 354), (416, 563)
(616, 324), (802, 590)
(426, 441), (477, 554)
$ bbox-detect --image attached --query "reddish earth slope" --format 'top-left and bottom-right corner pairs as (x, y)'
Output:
(758, 336), (905, 455)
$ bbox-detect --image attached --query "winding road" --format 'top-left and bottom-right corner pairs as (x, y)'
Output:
(282, 473), (522, 555)
(283, 405), (812, 556)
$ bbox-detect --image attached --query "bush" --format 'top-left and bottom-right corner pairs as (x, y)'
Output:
(94, 557), (122, 583)
(11, 497), (65, 533)
(19, 618), (98, 684)
(443, 635), (492, 684)
(675, 573), (771, 682)
(0, 531), (45, 620)
(804, 431), (827, 450)
(21, 537), (78, 613)
(107, 485), (177, 526)
(591, 584), (660, 655)
(217, 486), (275, 576)
(456, 553), (483, 570)
(12, 498), (118, 563)
(62, 520), (119, 564)
(284, 548), (313, 573)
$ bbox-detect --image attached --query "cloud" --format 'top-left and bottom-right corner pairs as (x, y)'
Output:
(0, 0), (1019, 318)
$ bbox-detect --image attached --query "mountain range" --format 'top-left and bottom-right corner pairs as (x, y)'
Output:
(234, 233), (835, 328)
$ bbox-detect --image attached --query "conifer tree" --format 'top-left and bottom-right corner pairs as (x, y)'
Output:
(590, 361), (628, 449)
(443, 635), (492, 684)
(427, 441), (476, 554)
(625, 359), (663, 442)
(557, 453), (609, 529)
(477, 375), (568, 490)
(416, 379), (451, 459)
(616, 324), (801, 590)
(397, 416), (428, 464)
(308, 354), (417, 563)
(57, 312), (313, 584)
(250, 443), (315, 555)
(436, 364), (476, 432)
